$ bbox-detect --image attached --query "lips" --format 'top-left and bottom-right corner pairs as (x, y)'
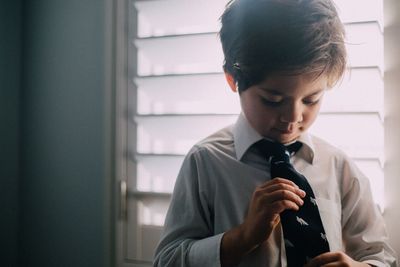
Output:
(275, 128), (295, 134)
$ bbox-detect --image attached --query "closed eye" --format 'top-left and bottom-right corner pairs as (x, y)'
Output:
(261, 98), (283, 107)
(303, 98), (320, 106)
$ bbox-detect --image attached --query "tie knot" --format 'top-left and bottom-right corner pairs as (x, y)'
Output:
(255, 139), (303, 163)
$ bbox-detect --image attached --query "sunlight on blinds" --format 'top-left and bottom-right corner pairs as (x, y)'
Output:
(128, 0), (384, 263)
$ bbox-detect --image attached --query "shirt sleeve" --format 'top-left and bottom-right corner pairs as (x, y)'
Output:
(153, 147), (223, 267)
(340, 157), (398, 266)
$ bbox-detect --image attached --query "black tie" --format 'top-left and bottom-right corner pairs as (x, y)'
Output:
(255, 139), (330, 266)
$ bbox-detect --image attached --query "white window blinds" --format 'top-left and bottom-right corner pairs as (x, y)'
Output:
(121, 0), (384, 265)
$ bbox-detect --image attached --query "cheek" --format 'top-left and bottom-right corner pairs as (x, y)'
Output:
(242, 97), (271, 118)
(241, 101), (277, 131)
(303, 106), (321, 125)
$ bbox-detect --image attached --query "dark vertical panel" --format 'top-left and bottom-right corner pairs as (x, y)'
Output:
(0, 0), (22, 266)
(19, 0), (113, 266)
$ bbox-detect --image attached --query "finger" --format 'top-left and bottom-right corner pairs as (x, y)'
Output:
(270, 199), (301, 213)
(260, 178), (299, 189)
(266, 189), (304, 207)
(263, 183), (306, 198)
(270, 214), (280, 227)
(305, 252), (341, 267)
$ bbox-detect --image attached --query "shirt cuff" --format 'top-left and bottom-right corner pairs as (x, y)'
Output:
(188, 233), (224, 267)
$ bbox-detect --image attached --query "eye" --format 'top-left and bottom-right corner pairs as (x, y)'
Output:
(261, 97), (282, 107)
(303, 98), (320, 106)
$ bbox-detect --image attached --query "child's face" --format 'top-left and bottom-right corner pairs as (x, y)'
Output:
(239, 72), (327, 143)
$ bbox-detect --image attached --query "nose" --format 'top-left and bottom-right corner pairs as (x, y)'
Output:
(280, 102), (303, 123)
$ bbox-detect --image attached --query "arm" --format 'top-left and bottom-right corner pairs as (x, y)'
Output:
(340, 159), (397, 266)
(307, 158), (397, 267)
(153, 148), (223, 267)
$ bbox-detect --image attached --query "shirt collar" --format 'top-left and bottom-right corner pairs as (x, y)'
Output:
(232, 112), (315, 164)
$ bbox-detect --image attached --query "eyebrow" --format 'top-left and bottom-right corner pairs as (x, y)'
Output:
(259, 87), (325, 97)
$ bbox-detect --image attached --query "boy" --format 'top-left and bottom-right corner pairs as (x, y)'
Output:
(153, 0), (397, 266)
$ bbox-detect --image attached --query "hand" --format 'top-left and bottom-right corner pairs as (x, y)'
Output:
(221, 178), (306, 267)
(305, 251), (373, 267)
(240, 177), (306, 249)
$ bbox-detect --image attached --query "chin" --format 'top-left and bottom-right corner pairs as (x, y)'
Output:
(262, 128), (301, 143)
(275, 133), (299, 144)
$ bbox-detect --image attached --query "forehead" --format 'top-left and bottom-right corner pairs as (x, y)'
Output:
(257, 72), (328, 95)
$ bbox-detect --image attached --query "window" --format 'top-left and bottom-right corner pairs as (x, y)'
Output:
(116, 0), (384, 265)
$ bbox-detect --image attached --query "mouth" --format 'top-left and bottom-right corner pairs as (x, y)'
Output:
(274, 128), (295, 134)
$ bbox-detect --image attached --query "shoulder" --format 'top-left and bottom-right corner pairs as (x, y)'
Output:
(177, 125), (235, 194)
(310, 134), (360, 176)
(187, 124), (235, 160)
(310, 134), (368, 191)
(310, 134), (349, 161)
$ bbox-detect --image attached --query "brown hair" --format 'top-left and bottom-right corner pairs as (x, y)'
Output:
(219, 0), (347, 93)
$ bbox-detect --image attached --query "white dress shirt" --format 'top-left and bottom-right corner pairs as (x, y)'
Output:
(153, 113), (397, 267)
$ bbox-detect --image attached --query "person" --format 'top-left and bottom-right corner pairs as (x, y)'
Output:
(153, 0), (397, 266)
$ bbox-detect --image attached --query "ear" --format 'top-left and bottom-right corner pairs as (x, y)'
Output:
(224, 72), (238, 93)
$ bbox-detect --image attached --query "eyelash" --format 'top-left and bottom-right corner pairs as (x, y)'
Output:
(303, 99), (320, 106)
(261, 98), (282, 106)
(261, 98), (320, 107)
